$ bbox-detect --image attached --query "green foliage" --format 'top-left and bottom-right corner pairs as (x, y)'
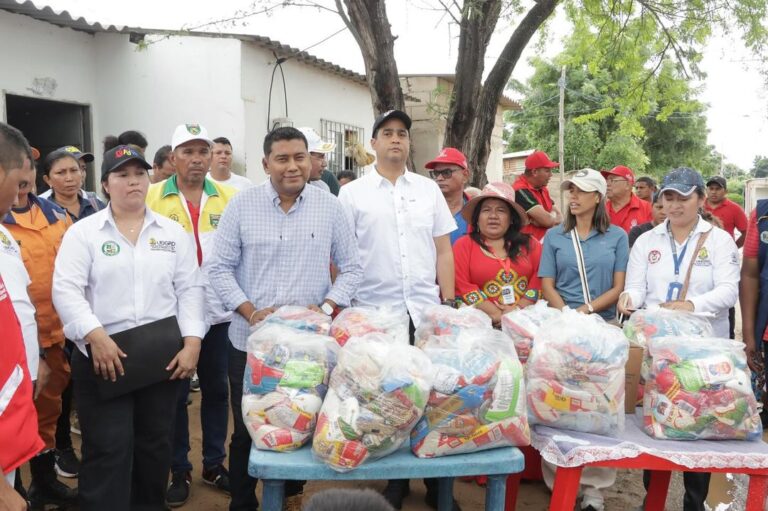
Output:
(727, 193), (745, 206)
(505, 26), (717, 177)
(752, 156), (768, 178)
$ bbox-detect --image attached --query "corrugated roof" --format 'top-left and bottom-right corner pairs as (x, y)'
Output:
(0, 0), (368, 85)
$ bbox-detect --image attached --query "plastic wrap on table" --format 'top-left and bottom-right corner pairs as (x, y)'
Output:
(643, 336), (762, 441)
(500, 300), (561, 364)
(312, 333), (433, 471)
(622, 309), (713, 348)
(526, 309), (628, 435)
(329, 307), (410, 347)
(242, 324), (339, 451)
(411, 329), (529, 458)
(413, 305), (492, 346)
(260, 305), (332, 335)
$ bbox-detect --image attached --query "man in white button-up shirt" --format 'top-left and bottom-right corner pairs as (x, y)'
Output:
(338, 110), (458, 511)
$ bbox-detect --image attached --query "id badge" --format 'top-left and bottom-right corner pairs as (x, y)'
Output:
(666, 282), (683, 302)
(500, 285), (516, 305)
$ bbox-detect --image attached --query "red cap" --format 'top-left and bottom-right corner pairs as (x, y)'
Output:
(425, 147), (468, 170)
(524, 151), (559, 170)
(601, 165), (635, 185)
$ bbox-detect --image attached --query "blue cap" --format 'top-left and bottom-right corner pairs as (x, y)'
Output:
(659, 167), (705, 197)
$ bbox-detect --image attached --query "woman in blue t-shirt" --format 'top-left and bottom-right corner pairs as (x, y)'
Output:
(539, 168), (629, 321)
(537, 168), (629, 511)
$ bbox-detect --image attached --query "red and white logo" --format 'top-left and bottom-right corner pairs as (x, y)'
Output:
(648, 250), (661, 264)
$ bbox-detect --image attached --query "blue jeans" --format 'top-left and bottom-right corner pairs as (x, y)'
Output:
(171, 322), (230, 473)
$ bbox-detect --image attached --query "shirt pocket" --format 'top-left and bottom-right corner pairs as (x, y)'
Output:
(407, 199), (435, 233)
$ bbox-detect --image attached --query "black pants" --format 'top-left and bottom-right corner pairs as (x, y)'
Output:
(72, 349), (180, 511)
(55, 340), (75, 450)
(729, 306), (736, 340)
(643, 470), (711, 511)
(228, 343), (303, 511)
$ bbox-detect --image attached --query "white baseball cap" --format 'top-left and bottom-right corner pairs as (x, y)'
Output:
(561, 168), (607, 196)
(298, 127), (336, 154)
(171, 123), (213, 151)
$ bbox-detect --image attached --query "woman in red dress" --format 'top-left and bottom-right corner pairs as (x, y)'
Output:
(454, 182), (542, 326)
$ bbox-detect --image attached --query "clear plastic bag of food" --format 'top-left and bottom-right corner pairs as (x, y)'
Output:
(411, 329), (529, 458)
(500, 300), (561, 364)
(623, 309), (713, 347)
(312, 333), (433, 471)
(527, 309), (628, 435)
(329, 307), (409, 347)
(242, 324), (339, 451)
(643, 336), (762, 441)
(413, 305), (492, 346)
(260, 305), (332, 335)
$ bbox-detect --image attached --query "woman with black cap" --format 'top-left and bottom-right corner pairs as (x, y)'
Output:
(619, 167), (739, 511)
(52, 145), (205, 511)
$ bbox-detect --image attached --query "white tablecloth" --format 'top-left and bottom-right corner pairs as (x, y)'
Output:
(531, 412), (768, 470)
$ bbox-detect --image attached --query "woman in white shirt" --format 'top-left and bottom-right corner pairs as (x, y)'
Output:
(618, 167), (739, 511)
(52, 145), (205, 511)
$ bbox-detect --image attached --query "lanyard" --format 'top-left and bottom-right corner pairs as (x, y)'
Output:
(667, 220), (698, 282)
(485, 243), (512, 274)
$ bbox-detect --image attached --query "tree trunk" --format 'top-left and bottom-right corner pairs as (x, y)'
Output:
(339, 0), (405, 114)
(445, 0), (560, 188)
(443, 0), (503, 147)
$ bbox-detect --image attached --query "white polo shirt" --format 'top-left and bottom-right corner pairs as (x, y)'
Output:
(207, 172), (253, 192)
(339, 169), (456, 326)
(623, 217), (739, 337)
(52, 207), (206, 355)
(0, 224), (39, 379)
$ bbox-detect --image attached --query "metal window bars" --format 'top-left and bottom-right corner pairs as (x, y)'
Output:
(320, 119), (365, 177)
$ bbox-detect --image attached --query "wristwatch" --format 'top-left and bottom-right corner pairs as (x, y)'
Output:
(586, 303), (594, 314)
(320, 302), (335, 316)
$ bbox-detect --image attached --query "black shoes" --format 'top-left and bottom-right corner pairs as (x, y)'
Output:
(54, 447), (81, 478)
(28, 451), (78, 510)
(202, 464), (231, 494)
(382, 480), (410, 510)
(166, 470), (191, 508)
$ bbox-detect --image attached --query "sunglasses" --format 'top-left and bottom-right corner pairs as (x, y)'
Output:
(429, 168), (460, 179)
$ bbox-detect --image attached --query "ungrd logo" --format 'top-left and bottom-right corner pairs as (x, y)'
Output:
(101, 240), (120, 256)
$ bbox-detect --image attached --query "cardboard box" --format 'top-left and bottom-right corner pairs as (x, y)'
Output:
(625, 345), (644, 413)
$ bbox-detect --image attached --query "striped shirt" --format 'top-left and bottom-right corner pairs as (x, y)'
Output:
(208, 180), (362, 351)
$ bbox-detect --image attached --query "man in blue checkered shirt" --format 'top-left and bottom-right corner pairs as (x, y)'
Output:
(208, 127), (362, 511)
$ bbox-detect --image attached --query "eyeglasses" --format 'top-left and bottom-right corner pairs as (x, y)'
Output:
(429, 168), (460, 179)
(606, 177), (628, 184)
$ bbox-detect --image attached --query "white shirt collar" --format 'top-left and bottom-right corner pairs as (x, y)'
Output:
(99, 205), (158, 231)
(652, 215), (712, 236)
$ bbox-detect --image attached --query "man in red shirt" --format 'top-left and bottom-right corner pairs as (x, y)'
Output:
(0, 123), (44, 510)
(602, 165), (652, 232)
(705, 176), (747, 247)
(513, 151), (562, 241)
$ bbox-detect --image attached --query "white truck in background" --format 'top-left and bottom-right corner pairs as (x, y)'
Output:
(744, 178), (768, 217)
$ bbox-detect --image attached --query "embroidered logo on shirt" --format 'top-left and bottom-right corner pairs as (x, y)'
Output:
(761, 231), (768, 244)
(0, 231), (12, 250)
(209, 214), (221, 228)
(694, 247), (711, 266)
(149, 238), (176, 253)
(631, 219), (638, 227)
(101, 241), (120, 256)
(169, 213), (180, 223)
(648, 250), (661, 264)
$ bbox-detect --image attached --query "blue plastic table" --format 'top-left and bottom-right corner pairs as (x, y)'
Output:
(248, 445), (524, 511)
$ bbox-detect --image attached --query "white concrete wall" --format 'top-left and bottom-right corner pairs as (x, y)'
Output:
(241, 41), (375, 183)
(0, 10), (97, 141)
(0, 9), (374, 186)
(93, 33), (246, 176)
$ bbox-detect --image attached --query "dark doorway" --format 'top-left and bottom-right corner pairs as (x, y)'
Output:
(4, 94), (93, 192)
